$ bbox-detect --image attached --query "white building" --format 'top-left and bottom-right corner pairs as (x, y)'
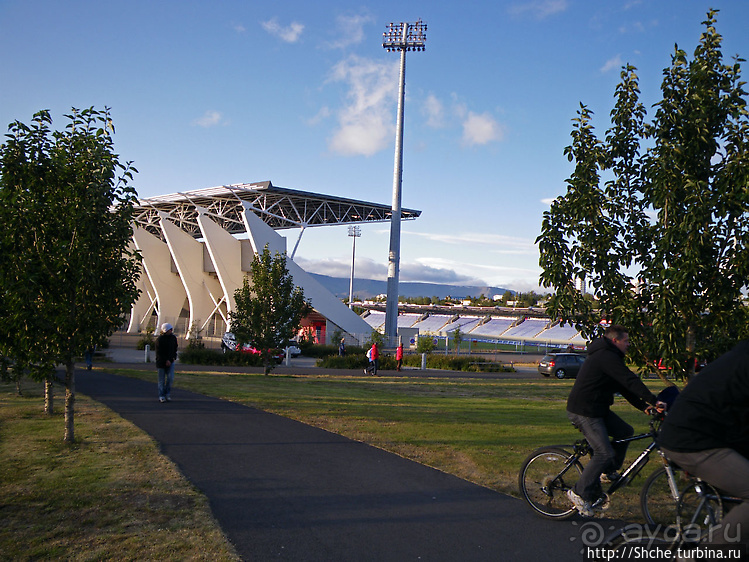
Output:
(127, 181), (421, 345)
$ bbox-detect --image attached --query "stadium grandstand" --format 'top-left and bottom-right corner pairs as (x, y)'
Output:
(360, 305), (586, 349)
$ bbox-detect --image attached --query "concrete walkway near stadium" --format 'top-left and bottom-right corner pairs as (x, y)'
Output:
(76, 362), (604, 561)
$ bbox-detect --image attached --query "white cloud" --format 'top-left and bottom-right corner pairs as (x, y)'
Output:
(327, 55), (398, 156)
(231, 22), (246, 34)
(261, 18), (304, 43)
(295, 256), (485, 285)
(508, 0), (569, 19)
(192, 110), (227, 128)
(461, 111), (503, 146)
(306, 106), (331, 126)
(600, 55), (623, 73)
(422, 93), (445, 128)
(407, 230), (535, 253)
(327, 13), (373, 49)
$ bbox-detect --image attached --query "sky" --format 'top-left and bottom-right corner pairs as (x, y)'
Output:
(3, 1), (749, 294)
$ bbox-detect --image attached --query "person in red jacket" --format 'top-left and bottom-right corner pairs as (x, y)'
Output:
(396, 342), (404, 372)
(369, 342), (379, 376)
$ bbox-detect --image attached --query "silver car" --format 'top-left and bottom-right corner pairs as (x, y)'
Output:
(538, 353), (585, 379)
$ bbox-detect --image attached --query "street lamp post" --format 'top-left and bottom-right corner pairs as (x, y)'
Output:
(382, 19), (427, 342)
(347, 225), (361, 309)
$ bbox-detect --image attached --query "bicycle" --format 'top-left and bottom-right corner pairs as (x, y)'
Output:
(518, 411), (681, 522)
(590, 477), (744, 561)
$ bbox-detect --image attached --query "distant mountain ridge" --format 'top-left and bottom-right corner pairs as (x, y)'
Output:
(309, 273), (513, 300)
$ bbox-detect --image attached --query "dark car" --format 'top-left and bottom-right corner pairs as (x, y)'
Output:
(538, 353), (585, 379)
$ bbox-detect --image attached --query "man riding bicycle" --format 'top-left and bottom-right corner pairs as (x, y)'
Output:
(658, 340), (749, 546)
(566, 325), (665, 516)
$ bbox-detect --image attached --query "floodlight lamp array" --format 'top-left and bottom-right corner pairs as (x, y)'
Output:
(382, 19), (427, 52)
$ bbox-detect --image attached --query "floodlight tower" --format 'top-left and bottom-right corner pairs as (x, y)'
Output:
(382, 19), (427, 342)
(348, 225), (361, 309)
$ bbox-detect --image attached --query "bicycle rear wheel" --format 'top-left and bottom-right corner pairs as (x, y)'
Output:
(518, 446), (582, 519)
(678, 481), (723, 543)
(640, 466), (688, 528)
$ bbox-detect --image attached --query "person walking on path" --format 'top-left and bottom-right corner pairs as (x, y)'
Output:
(155, 323), (178, 403)
(565, 324), (664, 516)
(339, 338), (346, 357)
(396, 341), (403, 372)
(370, 342), (379, 376)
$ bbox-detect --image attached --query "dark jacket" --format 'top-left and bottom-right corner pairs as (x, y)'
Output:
(658, 340), (749, 458)
(155, 332), (179, 369)
(567, 337), (657, 418)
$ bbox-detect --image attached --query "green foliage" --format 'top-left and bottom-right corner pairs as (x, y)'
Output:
(365, 330), (386, 348)
(537, 11), (749, 378)
(402, 355), (510, 373)
(229, 246), (310, 375)
(301, 344), (366, 359)
(178, 347), (265, 367)
(452, 327), (464, 354)
(315, 352), (510, 373)
(415, 336), (436, 354)
(0, 107), (141, 440)
(136, 327), (156, 351)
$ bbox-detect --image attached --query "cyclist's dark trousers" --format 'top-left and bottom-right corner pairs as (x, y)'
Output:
(661, 447), (749, 544)
(567, 410), (633, 502)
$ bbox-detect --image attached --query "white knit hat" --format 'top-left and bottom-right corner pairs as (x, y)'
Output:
(161, 323), (173, 333)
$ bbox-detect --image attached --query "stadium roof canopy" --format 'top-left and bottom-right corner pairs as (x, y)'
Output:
(134, 181), (421, 241)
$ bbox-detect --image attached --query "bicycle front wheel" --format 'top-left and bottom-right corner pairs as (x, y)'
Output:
(640, 466), (687, 528)
(518, 446), (582, 519)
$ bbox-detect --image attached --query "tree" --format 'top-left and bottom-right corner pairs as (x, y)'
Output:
(452, 327), (463, 355)
(0, 107), (141, 441)
(537, 10), (749, 379)
(415, 335), (435, 354)
(229, 246), (310, 375)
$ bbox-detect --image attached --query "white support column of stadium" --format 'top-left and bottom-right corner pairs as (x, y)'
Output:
(159, 213), (226, 336)
(196, 206), (245, 327)
(131, 227), (187, 334)
(242, 203), (374, 340)
(127, 238), (158, 334)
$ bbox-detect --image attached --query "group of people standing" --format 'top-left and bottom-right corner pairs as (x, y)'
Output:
(362, 341), (404, 376)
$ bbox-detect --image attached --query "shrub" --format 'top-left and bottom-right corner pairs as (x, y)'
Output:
(402, 354), (511, 373)
(178, 347), (264, 367)
(316, 353), (397, 370)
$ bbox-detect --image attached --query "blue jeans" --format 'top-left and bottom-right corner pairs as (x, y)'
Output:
(158, 362), (175, 399)
(567, 410), (633, 502)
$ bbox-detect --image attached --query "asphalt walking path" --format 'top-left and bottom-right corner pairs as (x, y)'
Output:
(75, 359), (600, 561)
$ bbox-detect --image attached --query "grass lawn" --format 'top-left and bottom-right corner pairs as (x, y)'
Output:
(0, 381), (239, 561)
(2, 368), (674, 559)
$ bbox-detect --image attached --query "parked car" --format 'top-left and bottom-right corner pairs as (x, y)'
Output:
(538, 353), (586, 379)
(286, 345), (302, 357)
(221, 332), (285, 362)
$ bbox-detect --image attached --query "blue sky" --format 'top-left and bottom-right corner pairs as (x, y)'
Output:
(3, 1), (749, 294)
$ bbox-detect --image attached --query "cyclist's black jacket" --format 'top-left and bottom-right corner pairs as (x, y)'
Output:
(658, 339), (749, 458)
(567, 336), (657, 418)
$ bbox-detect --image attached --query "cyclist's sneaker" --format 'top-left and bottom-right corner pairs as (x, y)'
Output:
(591, 492), (611, 512)
(566, 489), (594, 517)
(600, 471), (621, 484)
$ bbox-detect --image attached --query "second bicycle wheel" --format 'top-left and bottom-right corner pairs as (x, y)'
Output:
(640, 466), (687, 528)
(678, 481), (723, 542)
(518, 446), (582, 519)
